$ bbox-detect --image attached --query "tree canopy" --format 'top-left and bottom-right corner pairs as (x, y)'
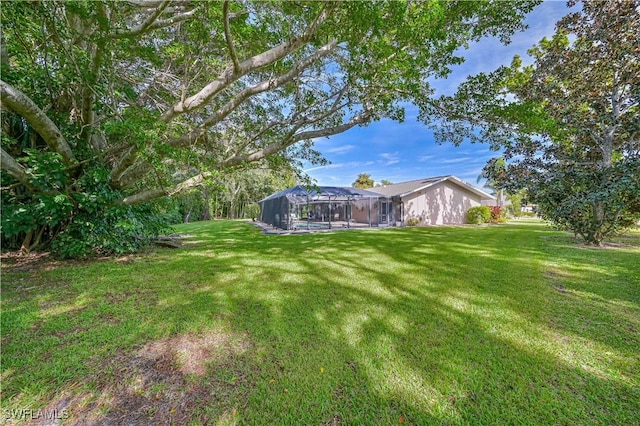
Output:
(426, 0), (640, 245)
(352, 173), (375, 189)
(1, 0), (538, 255)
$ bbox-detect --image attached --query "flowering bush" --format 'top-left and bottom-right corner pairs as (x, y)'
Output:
(489, 206), (505, 223)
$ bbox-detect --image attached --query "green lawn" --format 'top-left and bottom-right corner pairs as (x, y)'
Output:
(2, 220), (639, 425)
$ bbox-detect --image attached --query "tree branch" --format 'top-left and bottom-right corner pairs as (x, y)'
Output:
(129, 0), (171, 35)
(0, 148), (38, 191)
(160, 4), (332, 122)
(119, 171), (213, 205)
(81, 40), (106, 149)
(221, 108), (374, 168)
(223, 1), (240, 73)
(167, 39), (339, 148)
(116, 106), (373, 204)
(109, 145), (139, 186)
(111, 21), (304, 187)
(112, 160), (152, 189)
(288, 108), (374, 144)
(123, 0), (167, 7)
(119, 188), (167, 205)
(146, 7), (200, 31)
(108, 1), (192, 39)
(0, 80), (78, 166)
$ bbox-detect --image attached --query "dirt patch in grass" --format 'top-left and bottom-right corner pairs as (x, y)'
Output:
(540, 232), (640, 250)
(544, 269), (574, 295)
(139, 331), (250, 376)
(322, 414), (343, 425)
(553, 284), (571, 294)
(31, 329), (253, 425)
(0, 248), (158, 274)
(0, 251), (60, 272)
(593, 241), (638, 250)
(544, 268), (571, 279)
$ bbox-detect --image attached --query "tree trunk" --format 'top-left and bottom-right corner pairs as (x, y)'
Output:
(20, 229), (34, 254)
(202, 188), (211, 221)
(228, 199), (235, 219)
(590, 200), (605, 246)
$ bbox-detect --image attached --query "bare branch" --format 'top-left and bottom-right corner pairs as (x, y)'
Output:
(109, 2), (197, 39)
(223, 1), (241, 73)
(0, 80), (78, 166)
(112, 160), (152, 189)
(123, 0), (167, 7)
(168, 39), (339, 148)
(288, 109), (372, 143)
(146, 7), (200, 31)
(221, 108), (374, 168)
(131, 0), (171, 34)
(160, 4), (332, 122)
(119, 188), (167, 205)
(119, 171), (213, 205)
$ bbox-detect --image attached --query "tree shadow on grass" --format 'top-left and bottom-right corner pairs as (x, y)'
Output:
(1, 220), (639, 424)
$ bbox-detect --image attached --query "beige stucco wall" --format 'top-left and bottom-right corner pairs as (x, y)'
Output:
(402, 180), (482, 225)
(351, 200), (371, 224)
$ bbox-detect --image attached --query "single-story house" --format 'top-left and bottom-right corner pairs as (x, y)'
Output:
(258, 185), (390, 230)
(258, 175), (494, 229)
(372, 175), (495, 225)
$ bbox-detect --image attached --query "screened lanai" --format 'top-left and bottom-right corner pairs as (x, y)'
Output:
(258, 186), (393, 230)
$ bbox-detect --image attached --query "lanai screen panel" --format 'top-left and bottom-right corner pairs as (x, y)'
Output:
(259, 186), (388, 230)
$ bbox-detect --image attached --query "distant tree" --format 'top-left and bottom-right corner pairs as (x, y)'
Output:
(427, 0), (640, 245)
(352, 173), (374, 189)
(376, 179), (393, 187)
(477, 158), (506, 206)
(506, 189), (527, 218)
(170, 163), (296, 222)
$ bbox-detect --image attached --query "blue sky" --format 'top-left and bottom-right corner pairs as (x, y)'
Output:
(303, 1), (577, 190)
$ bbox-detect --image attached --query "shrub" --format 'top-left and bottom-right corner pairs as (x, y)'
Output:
(489, 206), (505, 223)
(466, 206), (491, 224)
(407, 217), (420, 227)
(50, 202), (171, 258)
(1, 161), (171, 258)
(245, 203), (261, 220)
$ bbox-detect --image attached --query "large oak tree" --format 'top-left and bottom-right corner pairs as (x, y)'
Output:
(1, 0), (537, 254)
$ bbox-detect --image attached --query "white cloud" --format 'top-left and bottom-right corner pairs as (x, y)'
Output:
(303, 165), (328, 172)
(325, 144), (356, 154)
(442, 157), (472, 164)
(429, 2), (578, 97)
(379, 152), (401, 165)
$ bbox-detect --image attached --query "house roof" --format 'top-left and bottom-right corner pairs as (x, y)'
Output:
(259, 185), (385, 204)
(370, 175), (495, 200)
